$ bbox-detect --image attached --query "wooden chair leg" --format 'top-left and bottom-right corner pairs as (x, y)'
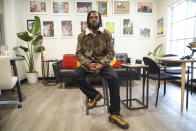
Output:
(61, 82), (65, 89)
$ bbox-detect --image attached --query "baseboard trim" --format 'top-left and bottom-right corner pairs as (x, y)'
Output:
(20, 77), (56, 84)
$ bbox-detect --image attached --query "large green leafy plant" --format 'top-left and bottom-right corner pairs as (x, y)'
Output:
(14, 16), (45, 73)
(148, 44), (164, 57)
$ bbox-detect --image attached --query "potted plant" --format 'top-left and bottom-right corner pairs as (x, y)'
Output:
(148, 44), (164, 57)
(14, 16), (45, 84)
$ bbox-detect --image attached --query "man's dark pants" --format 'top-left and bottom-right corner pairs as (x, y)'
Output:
(72, 65), (120, 114)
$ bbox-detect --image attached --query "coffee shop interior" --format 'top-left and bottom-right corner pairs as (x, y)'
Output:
(0, 0), (196, 131)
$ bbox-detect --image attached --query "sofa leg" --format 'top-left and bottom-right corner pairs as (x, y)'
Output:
(60, 82), (65, 89)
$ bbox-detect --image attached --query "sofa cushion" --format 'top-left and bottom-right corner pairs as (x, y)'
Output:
(60, 69), (74, 77)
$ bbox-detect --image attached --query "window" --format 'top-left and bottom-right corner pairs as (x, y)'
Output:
(168, 0), (196, 57)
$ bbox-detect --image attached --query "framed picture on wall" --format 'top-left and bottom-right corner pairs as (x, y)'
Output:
(139, 25), (151, 38)
(103, 19), (119, 36)
(106, 21), (115, 34)
(29, 0), (47, 14)
(80, 21), (87, 33)
(157, 17), (164, 36)
(96, 1), (108, 16)
(75, 1), (93, 14)
(137, 1), (153, 14)
(113, 0), (130, 15)
(121, 18), (134, 36)
(42, 21), (55, 38)
(52, 0), (69, 15)
(27, 20), (35, 31)
(61, 20), (73, 37)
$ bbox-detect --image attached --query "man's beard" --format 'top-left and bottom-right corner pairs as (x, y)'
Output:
(89, 22), (100, 29)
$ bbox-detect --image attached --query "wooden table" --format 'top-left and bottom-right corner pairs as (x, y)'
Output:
(157, 57), (196, 111)
(121, 64), (149, 110)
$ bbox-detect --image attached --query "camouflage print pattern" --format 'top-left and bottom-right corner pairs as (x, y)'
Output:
(76, 29), (115, 71)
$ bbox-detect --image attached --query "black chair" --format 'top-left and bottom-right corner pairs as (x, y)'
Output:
(116, 53), (130, 63)
(161, 54), (182, 74)
(143, 57), (180, 106)
(186, 66), (196, 109)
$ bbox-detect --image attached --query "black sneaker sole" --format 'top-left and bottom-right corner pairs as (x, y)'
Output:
(109, 116), (129, 129)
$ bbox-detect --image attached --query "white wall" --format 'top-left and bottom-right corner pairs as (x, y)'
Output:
(3, 0), (159, 77)
(156, 0), (181, 53)
(3, 0), (27, 80)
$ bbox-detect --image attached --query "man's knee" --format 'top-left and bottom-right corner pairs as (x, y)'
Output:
(72, 70), (82, 80)
(106, 73), (119, 81)
(72, 67), (87, 80)
(112, 74), (119, 81)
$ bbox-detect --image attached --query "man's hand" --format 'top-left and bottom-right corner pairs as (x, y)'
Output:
(94, 63), (104, 70)
(89, 63), (97, 71)
(88, 63), (104, 73)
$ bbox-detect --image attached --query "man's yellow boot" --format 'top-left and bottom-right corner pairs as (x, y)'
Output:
(87, 93), (102, 109)
(109, 114), (129, 129)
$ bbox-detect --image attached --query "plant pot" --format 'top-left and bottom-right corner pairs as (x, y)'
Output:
(26, 72), (38, 84)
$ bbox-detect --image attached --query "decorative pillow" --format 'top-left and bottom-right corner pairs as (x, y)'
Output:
(109, 59), (123, 68)
(77, 61), (81, 67)
(62, 55), (78, 69)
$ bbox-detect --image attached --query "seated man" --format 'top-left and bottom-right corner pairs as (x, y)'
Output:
(72, 10), (129, 129)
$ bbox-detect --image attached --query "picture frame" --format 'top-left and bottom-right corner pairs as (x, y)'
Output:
(75, 1), (93, 14)
(27, 20), (35, 31)
(157, 17), (164, 36)
(103, 19), (119, 36)
(113, 0), (130, 15)
(42, 20), (56, 38)
(29, 0), (47, 14)
(52, 0), (69, 15)
(61, 20), (73, 37)
(137, 1), (153, 14)
(105, 21), (115, 34)
(96, 1), (108, 16)
(139, 25), (151, 38)
(121, 18), (134, 36)
(80, 21), (87, 33)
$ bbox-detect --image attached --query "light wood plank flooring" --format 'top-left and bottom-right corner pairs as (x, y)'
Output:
(0, 80), (196, 131)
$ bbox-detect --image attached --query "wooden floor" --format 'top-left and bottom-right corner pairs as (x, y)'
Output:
(0, 80), (196, 131)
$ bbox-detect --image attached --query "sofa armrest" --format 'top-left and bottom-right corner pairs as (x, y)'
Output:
(52, 60), (63, 83)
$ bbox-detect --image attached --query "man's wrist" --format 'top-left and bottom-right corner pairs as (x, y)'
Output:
(98, 61), (106, 66)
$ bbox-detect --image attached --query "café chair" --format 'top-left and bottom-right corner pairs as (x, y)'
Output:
(161, 54), (182, 74)
(143, 57), (180, 106)
(186, 66), (196, 109)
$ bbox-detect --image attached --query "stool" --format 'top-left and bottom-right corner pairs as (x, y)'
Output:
(85, 74), (110, 115)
